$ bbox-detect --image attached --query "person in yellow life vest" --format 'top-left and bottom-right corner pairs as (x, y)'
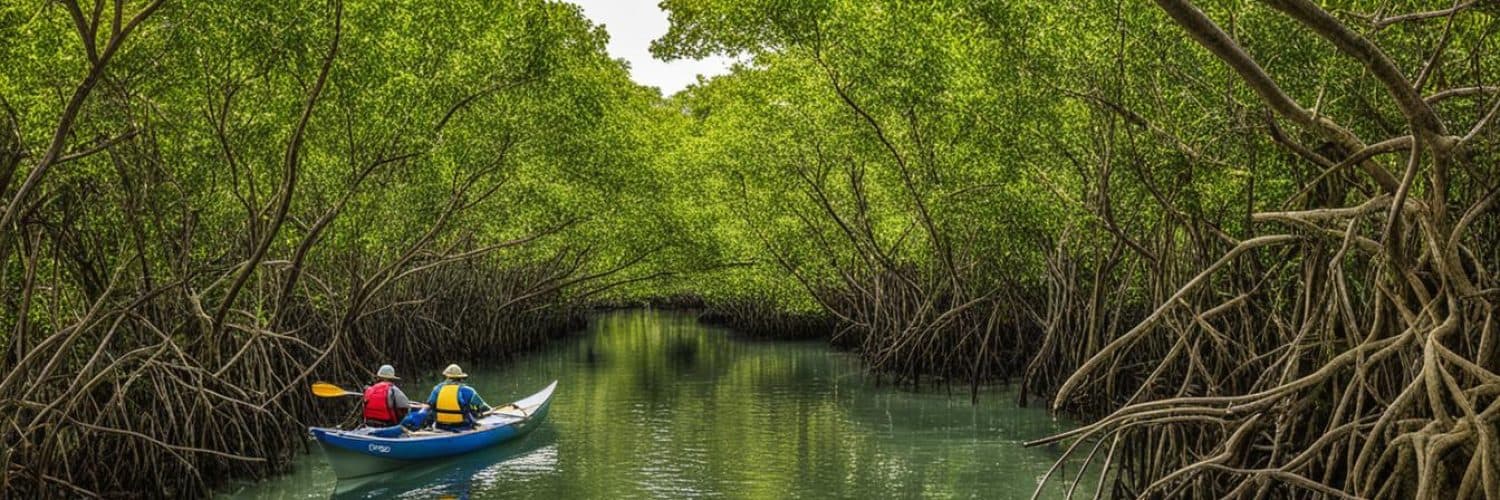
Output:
(425, 364), (492, 430)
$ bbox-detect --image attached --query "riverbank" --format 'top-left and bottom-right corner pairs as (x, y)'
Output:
(0, 261), (588, 498)
(685, 290), (1048, 396)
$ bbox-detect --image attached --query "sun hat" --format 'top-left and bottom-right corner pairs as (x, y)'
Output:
(375, 364), (399, 380)
(442, 364), (468, 379)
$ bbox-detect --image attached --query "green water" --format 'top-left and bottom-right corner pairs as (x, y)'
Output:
(223, 310), (1095, 499)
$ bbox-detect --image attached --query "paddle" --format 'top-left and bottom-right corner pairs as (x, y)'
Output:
(311, 381), (361, 398)
(310, 381), (430, 411)
(484, 403), (528, 418)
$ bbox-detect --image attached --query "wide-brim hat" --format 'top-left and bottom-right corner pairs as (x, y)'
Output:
(442, 364), (468, 379)
(375, 364), (400, 380)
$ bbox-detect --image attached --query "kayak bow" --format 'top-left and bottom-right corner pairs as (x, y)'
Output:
(310, 380), (557, 479)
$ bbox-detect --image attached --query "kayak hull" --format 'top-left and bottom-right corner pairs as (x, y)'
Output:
(313, 442), (412, 479)
(310, 380), (556, 479)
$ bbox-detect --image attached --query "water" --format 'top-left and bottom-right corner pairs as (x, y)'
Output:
(223, 310), (1095, 499)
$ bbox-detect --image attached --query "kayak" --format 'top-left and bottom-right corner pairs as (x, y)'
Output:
(309, 380), (557, 479)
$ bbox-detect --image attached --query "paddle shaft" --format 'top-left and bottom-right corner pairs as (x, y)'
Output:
(311, 381), (426, 408)
(484, 403), (528, 418)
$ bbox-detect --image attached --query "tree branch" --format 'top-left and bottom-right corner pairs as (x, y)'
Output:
(1151, 0), (1400, 193)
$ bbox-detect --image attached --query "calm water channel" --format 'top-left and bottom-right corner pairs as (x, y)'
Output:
(223, 309), (1093, 499)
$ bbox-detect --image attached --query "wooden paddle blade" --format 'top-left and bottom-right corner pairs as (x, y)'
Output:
(310, 381), (360, 398)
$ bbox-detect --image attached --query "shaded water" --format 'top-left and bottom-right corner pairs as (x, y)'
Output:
(223, 310), (1094, 499)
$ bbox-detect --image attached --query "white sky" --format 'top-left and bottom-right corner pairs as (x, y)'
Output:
(569, 0), (738, 95)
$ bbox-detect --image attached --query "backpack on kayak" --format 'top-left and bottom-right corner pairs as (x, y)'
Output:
(401, 407), (432, 430)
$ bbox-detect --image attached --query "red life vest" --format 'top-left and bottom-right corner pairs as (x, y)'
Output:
(363, 381), (397, 424)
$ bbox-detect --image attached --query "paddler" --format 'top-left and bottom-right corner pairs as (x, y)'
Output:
(425, 364), (493, 430)
(361, 364), (412, 427)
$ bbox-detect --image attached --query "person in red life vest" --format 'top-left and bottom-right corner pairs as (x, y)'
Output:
(362, 364), (412, 427)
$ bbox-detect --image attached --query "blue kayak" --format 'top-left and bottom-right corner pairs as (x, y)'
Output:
(310, 380), (557, 479)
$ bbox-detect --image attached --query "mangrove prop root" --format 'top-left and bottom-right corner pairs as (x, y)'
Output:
(1024, 1), (1500, 498)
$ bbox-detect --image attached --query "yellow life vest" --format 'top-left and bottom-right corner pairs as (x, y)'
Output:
(435, 384), (465, 424)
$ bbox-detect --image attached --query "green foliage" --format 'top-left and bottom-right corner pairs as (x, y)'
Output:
(0, 0), (696, 320)
(652, 0), (1079, 310)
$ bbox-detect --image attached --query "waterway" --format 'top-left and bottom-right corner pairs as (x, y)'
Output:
(223, 309), (1094, 498)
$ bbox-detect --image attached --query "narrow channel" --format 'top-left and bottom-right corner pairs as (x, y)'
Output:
(223, 310), (1092, 498)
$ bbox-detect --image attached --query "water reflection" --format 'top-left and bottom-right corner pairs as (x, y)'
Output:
(223, 310), (1092, 499)
(329, 430), (559, 499)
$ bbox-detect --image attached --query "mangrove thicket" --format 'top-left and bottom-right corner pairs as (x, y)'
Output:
(2, 0), (1497, 498)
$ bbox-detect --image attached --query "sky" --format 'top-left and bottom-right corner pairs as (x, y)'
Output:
(569, 0), (738, 95)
